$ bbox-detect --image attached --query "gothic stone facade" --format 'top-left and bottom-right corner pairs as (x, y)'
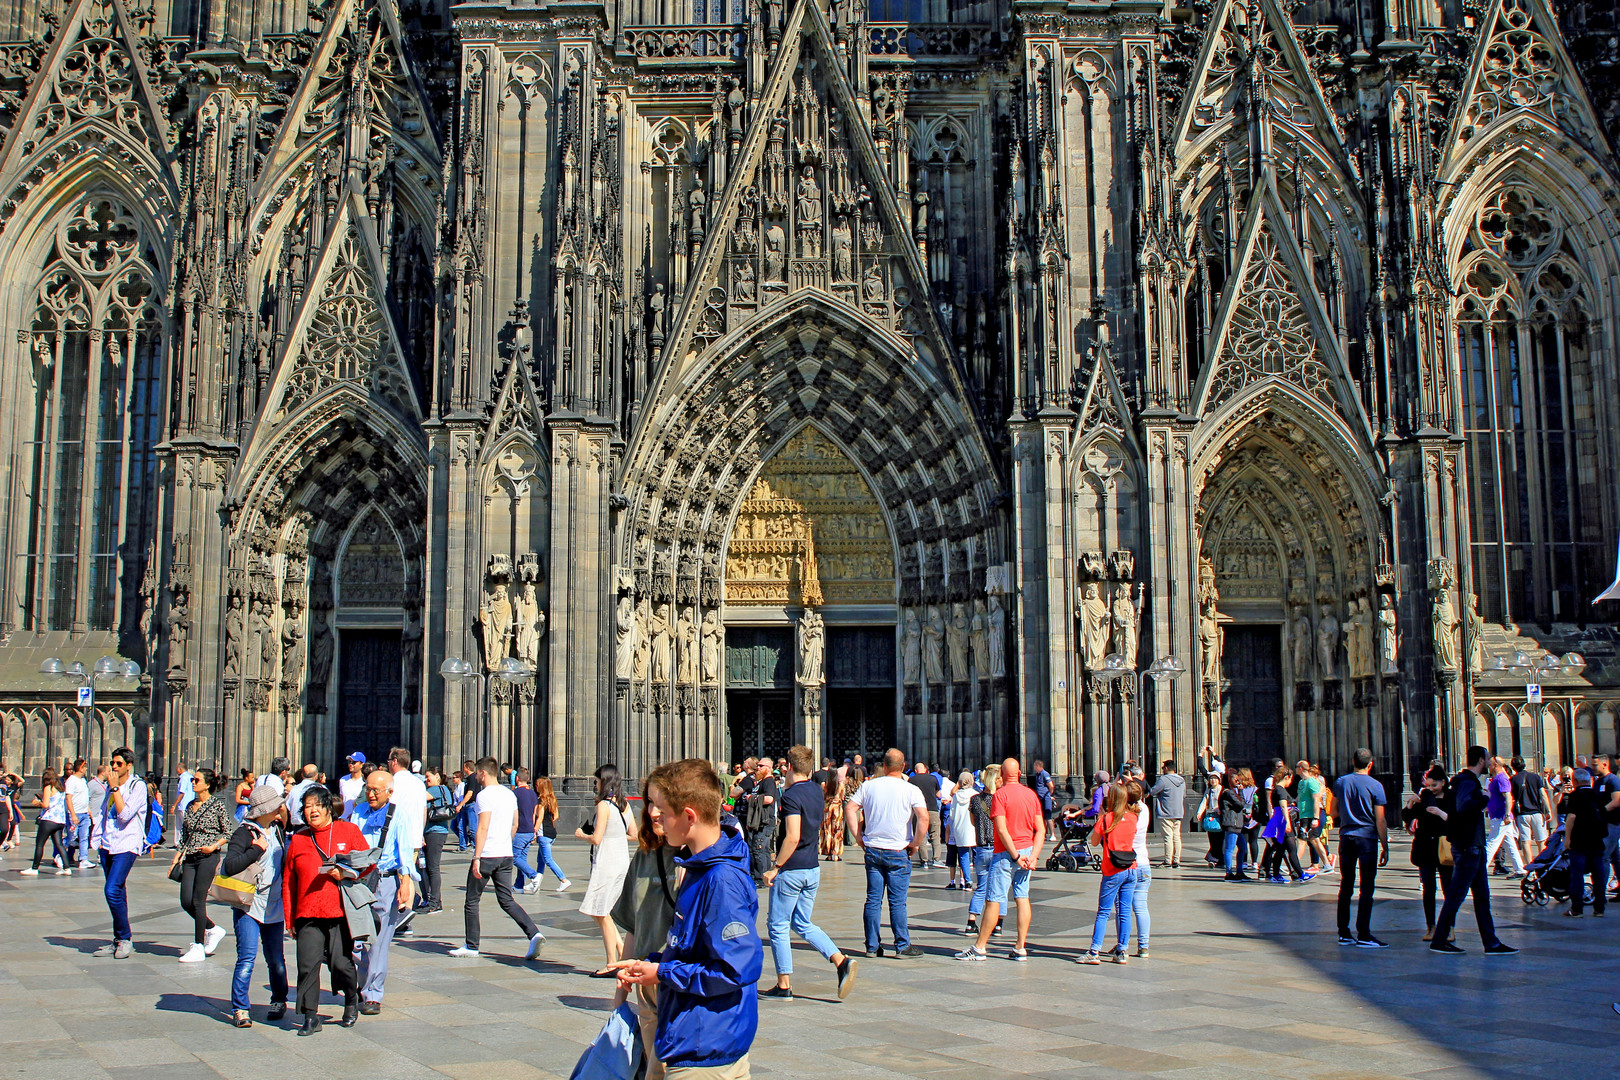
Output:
(1, 0), (1619, 793)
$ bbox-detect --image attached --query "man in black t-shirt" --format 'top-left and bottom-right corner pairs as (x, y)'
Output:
(1508, 755), (1550, 862)
(1562, 769), (1609, 917)
(811, 758), (835, 787)
(762, 745), (857, 1000)
(909, 764), (942, 868)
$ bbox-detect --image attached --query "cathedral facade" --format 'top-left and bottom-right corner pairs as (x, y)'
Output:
(1, 0), (1619, 793)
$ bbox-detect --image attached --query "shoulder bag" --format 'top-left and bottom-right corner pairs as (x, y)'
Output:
(1102, 813), (1138, 871)
(210, 822), (269, 909)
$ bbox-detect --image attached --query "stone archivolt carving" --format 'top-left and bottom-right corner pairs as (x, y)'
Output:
(339, 511), (405, 608)
(725, 427), (894, 606)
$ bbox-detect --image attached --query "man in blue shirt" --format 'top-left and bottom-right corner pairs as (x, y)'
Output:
(349, 770), (421, 1014)
(1031, 760), (1055, 832)
(1331, 748), (1388, 948)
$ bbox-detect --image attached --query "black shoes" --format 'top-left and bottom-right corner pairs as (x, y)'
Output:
(297, 1013), (323, 1036)
(267, 1003), (287, 1022)
(359, 1000), (381, 1015)
(760, 985), (794, 999)
(892, 945), (923, 958)
(1337, 934), (1356, 946)
(1483, 942), (1518, 955)
(835, 957), (858, 1000)
(1430, 941), (1465, 955)
(340, 1002), (359, 1027)
(1354, 936), (1388, 949)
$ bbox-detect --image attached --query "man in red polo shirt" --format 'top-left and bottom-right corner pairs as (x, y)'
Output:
(954, 758), (1046, 962)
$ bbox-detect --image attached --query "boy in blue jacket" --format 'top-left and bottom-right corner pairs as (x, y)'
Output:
(617, 758), (761, 1079)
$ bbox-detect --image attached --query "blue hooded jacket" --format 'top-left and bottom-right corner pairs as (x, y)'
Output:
(651, 827), (761, 1068)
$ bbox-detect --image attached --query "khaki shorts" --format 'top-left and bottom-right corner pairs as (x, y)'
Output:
(1519, 813), (1548, 842)
(666, 1056), (750, 1080)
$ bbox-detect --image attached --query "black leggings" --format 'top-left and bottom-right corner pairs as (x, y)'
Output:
(179, 853), (220, 944)
(1261, 835), (1304, 879)
(1417, 860), (1448, 928)
(31, 820), (66, 868)
(423, 831), (447, 907)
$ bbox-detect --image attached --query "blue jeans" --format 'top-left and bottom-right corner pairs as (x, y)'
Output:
(100, 850), (137, 942)
(512, 832), (537, 888)
(1223, 828), (1247, 873)
(73, 815), (91, 862)
(1090, 871), (1138, 952)
(767, 867), (839, 976)
(1127, 866), (1150, 949)
(534, 835), (568, 884)
(862, 847), (912, 951)
(966, 846), (993, 916)
(230, 909), (287, 1011)
(454, 807), (475, 849)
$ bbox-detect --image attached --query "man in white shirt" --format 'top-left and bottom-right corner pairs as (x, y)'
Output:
(338, 753), (367, 817)
(258, 757), (290, 797)
(285, 764), (320, 826)
(450, 756), (544, 960)
(65, 758), (93, 868)
(849, 748), (928, 958)
(94, 748), (148, 959)
(386, 747), (428, 858)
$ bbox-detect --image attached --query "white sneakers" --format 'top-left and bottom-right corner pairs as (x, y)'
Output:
(203, 925), (227, 955)
(448, 945), (479, 957)
(78, 860), (96, 870)
(522, 881), (541, 895)
(18, 867), (38, 876)
(525, 932), (546, 960)
(555, 879), (572, 892)
(55, 866), (71, 876)
(178, 943), (207, 963)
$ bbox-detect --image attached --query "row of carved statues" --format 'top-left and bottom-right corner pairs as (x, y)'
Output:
(899, 597), (1007, 686)
(478, 580), (546, 672)
(615, 598), (726, 685)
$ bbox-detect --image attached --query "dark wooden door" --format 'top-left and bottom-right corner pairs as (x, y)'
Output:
(337, 629), (402, 765)
(825, 689), (896, 764)
(725, 691), (793, 762)
(1220, 625), (1285, 772)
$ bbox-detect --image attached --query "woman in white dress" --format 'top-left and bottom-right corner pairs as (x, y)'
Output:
(575, 763), (636, 976)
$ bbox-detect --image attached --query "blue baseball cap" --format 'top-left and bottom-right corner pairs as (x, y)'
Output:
(346, 752), (366, 764)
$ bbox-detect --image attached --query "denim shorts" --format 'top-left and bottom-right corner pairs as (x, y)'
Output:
(985, 849), (1032, 905)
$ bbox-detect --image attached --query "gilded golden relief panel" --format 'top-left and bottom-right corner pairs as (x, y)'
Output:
(725, 428), (894, 606)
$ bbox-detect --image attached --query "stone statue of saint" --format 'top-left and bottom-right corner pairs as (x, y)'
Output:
(1078, 582), (1110, 672)
(679, 607), (700, 684)
(796, 167), (823, 256)
(764, 225), (786, 281)
(1198, 602), (1222, 685)
(901, 607), (922, 686)
(1291, 606), (1312, 679)
(831, 218), (852, 281)
(1317, 609), (1340, 681)
(700, 609), (722, 685)
(922, 605), (946, 684)
(401, 610), (423, 690)
(255, 599), (278, 672)
(168, 594), (190, 671)
(615, 593), (637, 680)
(631, 602), (651, 682)
(648, 602), (672, 683)
(1377, 594), (1398, 676)
(308, 610), (334, 688)
(1432, 590), (1460, 673)
(281, 619), (305, 688)
(1111, 584), (1138, 669)
(970, 599), (990, 675)
(223, 593), (244, 678)
(513, 583), (544, 667)
(798, 609), (825, 686)
(986, 593), (1007, 678)
(480, 582), (513, 671)
(1464, 592), (1486, 677)
(947, 602), (971, 680)
(1343, 599), (1362, 680)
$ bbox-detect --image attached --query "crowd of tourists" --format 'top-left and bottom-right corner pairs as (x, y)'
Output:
(6, 740), (1619, 1079)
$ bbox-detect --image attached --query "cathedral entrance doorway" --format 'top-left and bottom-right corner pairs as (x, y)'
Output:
(1220, 625), (1285, 771)
(337, 629), (403, 765)
(826, 626), (896, 763)
(724, 626), (793, 761)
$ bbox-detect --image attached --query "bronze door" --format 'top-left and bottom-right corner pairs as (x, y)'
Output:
(336, 629), (403, 765)
(1220, 625), (1285, 772)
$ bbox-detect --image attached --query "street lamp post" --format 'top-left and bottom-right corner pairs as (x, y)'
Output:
(40, 655), (144, 705)
(1099, 653), (1187, 767)
(1489, 649), (1586, 768)
(440, 656), (535, 759)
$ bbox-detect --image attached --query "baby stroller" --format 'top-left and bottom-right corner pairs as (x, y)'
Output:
(1520, 828), (1592, 907)
(1045, 806), (1101, 872)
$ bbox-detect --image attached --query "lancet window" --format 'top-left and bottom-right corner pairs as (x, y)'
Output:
(17, 197), (162, 633)
(1457, 187), (1604, 626)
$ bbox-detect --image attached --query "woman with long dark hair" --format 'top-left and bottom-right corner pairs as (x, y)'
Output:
(1402, 764), (1451, 941)
(21, 769), (72, 875)
(421, 767), (452, 913)
(575, 763), (636, 975)
(531, 776), (571, 891)
(1220, 769), (1250, 881)
(170, 768), (233, 962)
(610, 776), (681, 1080)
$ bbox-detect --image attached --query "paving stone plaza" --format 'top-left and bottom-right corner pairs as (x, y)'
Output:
(1, 835), (1608, 1080)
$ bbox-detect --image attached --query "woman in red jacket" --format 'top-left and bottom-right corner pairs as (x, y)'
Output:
(281, 785), (368, 1035)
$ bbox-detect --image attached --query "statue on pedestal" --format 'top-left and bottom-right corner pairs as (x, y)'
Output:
(1377, 594), (1398, 676)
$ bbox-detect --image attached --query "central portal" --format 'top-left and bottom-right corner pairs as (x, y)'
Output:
(336, 629), (403, 765)
(1220, 625), (1285, 771)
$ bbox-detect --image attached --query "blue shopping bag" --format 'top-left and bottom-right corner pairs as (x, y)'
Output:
(569, 1002), (644, 1080)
